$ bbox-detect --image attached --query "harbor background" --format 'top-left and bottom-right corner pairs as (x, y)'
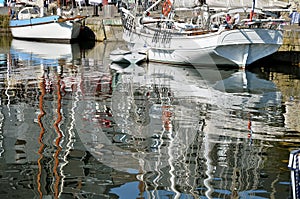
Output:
(1, 2), (300, 60)
(0, 2), (300, 198)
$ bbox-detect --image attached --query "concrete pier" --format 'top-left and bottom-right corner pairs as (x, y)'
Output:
(83, 14), (123, 42)
(80, 5), (123, 42)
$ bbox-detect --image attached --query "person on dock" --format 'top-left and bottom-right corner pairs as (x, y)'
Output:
(7, 0), (16, 19)
(289, 10), (300, 26)
(225, 13), (231, 23)
(233, 13), (240, 25)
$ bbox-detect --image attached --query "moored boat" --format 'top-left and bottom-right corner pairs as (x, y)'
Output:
(9, 2), (86, 42)
(121, 0), (289, 68)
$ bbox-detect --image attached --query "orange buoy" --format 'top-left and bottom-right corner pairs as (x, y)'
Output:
(162, 0), (172, 17)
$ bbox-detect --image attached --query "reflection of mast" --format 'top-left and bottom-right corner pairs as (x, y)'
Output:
(151, 108), (164, 199)
(203, 133), (213, 198)
(6, 52), (12, 117)
(161, 87), (181, 199)
(53, 69), (63, 199)
(166, 111), (181, 199)
(37, 73), (46, 199)
(230, 139), (241, 199)
(189, 118), (206, 197)
(59, 68), (80, 197)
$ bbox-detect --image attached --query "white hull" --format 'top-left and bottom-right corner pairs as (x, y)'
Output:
(10, 16), (83, 42)
(123, 27), (283, 67)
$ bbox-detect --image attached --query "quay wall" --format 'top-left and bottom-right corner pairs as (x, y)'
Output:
(83, 16), (123, 42)
(280, 27), (300, 51)
(81, 5), (123, 42)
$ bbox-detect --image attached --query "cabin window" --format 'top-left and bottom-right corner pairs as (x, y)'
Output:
(30, 8), (39, 15)
(20, 9), (29, 15)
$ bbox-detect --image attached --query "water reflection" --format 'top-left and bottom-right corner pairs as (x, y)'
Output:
(37, 74), (46, 198)
(0, 39), (298, 198)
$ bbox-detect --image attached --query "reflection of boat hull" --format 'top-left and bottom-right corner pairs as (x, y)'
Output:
(124, 28), (282, 67)
(10, 39), (80, 63)
(112, 63), (284, 140)
(110, 49), (147, 65)
(9, 15), (83, 42)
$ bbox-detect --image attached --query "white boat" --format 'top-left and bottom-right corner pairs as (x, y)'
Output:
(110, 48), (147, 65)
(9, 4), (86, 42)
(121, 0), (289, 67)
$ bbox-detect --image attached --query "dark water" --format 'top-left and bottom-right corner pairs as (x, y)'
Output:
(0, 37), (299, 199)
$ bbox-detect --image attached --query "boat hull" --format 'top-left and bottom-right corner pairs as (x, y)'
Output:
(123, 27), (283, 67)
(10, 15), (82, 42)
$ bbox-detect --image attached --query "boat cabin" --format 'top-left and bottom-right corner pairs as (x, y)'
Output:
(17, 6), (40, 20)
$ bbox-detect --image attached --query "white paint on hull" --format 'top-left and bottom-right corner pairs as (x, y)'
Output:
(10, 21), (82, 41)
(123, 27), (283, 67)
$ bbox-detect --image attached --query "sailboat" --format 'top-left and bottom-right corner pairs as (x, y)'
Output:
(9, 0), (86, 42)
(121, 0), (289, 67)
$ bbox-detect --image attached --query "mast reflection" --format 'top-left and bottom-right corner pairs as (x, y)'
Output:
(37, 68), (46, 199)
(53, 65), (63, 199)
(36, 65), (65, 199)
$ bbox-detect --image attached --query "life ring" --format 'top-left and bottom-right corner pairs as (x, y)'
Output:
(162, 0), (172, 17)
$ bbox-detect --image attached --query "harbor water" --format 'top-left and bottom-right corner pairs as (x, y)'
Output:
(0, 36), (299, 199)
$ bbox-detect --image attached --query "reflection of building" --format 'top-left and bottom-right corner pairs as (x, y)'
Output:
(276, 76), (300, 132)
(253, 66), (300, 135)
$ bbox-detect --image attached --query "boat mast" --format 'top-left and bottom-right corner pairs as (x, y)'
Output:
(37, 0), (44, 17)
(250, 0), (255, 21)
(57, 0), (62, 16)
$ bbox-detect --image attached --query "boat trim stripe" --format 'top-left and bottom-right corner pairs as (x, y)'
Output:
(9, 16), (85, 28)
(10, 20), (55, 28)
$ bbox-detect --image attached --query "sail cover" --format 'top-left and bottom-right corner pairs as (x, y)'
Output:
(173, 0), (203, 8)
(204, 0), (289, 9)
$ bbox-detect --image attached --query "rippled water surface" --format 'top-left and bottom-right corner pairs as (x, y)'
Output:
(0, 37), (299, 198)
